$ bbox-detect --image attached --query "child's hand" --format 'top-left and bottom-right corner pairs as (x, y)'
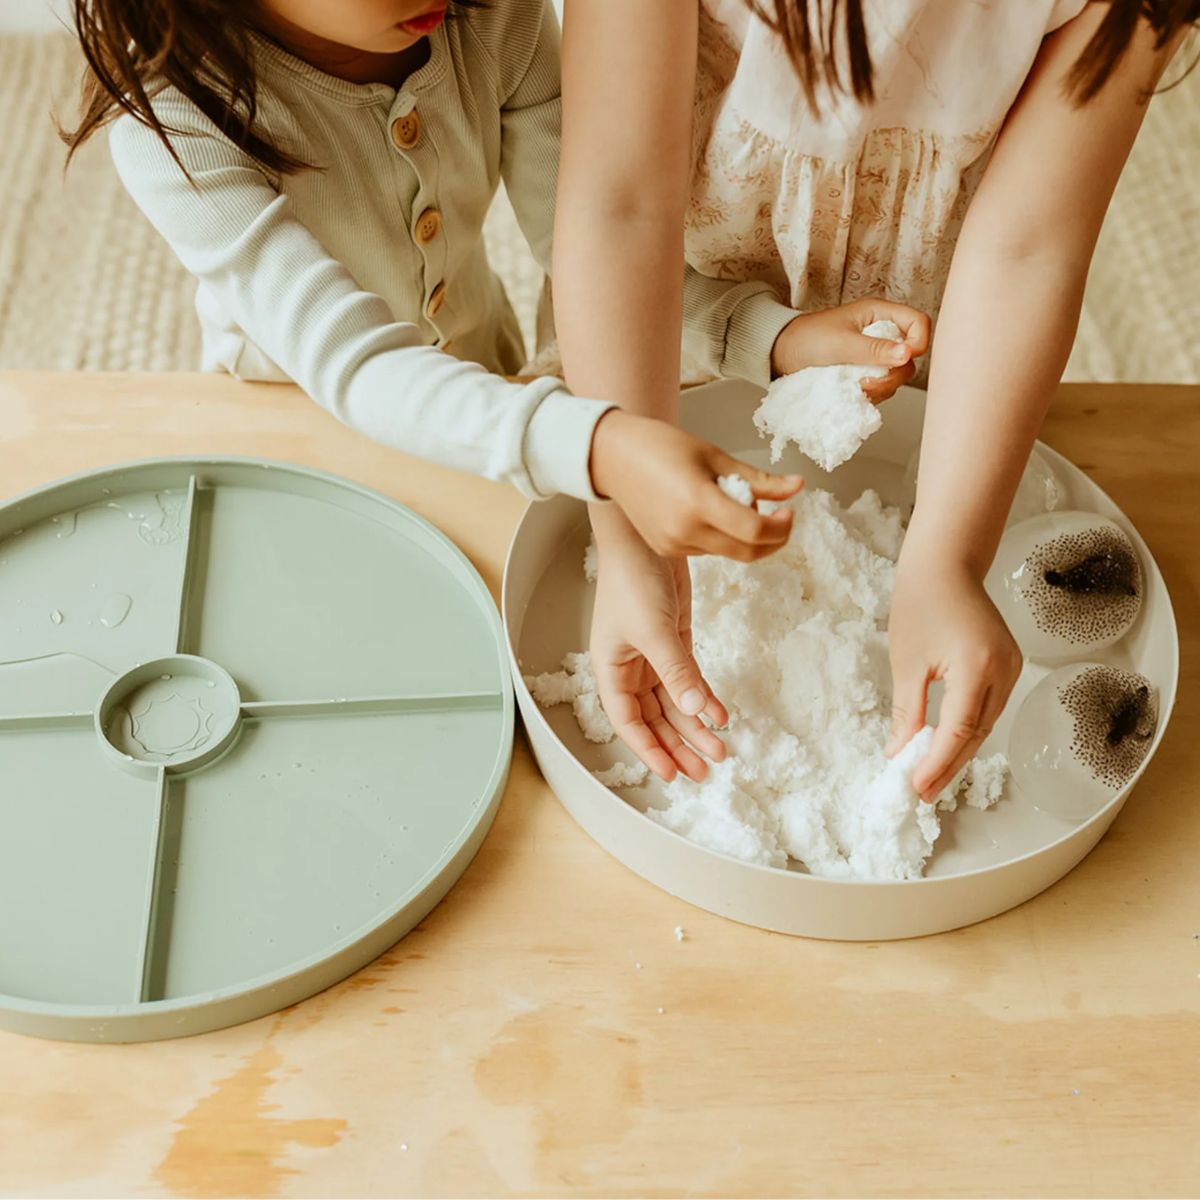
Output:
(590, 409), (802, 560)
(770, 298), (932, 402)
(589, 506), (728, 782)
(885, 542), (1023, 801)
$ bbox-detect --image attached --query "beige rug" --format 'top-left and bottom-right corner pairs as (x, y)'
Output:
(1, 31), (1196, 382)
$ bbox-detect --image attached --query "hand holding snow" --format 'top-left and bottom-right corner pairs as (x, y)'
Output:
(526, 486), (1009, 881)
(754, 320), (904, 471)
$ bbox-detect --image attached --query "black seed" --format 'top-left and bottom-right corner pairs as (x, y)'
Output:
(1044, 549), (1138, 597)
(1106, 685), (1152, 747)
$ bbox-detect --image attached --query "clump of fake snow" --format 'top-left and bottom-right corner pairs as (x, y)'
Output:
(592, 760), (650, 788)
(525, 652), (614, 743)
(716, 473), (755, 507)
(525, 486), (1009, 881)
(754, 320), (903, 470)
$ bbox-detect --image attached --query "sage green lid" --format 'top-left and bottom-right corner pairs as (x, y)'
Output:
(0, 459), (513, 1042)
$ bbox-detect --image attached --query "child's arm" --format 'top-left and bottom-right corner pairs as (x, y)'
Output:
(553, 0), (695, 425)
(107, 97), (613, 503)
(890, 7), (1187, 798)
(549, 0), (927, 780)
(497, 0), (813, 392)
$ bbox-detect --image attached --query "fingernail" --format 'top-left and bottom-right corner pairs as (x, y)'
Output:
(680, 688), (706, 715)
(890, 346), (908, 363)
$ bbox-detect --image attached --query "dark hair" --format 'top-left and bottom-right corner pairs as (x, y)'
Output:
(61, 1), (479, 176)
(747, 0), (1199, 109)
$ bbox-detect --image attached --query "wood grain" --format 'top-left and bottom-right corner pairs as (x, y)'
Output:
(0, 373), (1198, 1199)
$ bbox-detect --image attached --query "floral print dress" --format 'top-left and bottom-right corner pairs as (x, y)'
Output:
(686, 0), (1090, 367)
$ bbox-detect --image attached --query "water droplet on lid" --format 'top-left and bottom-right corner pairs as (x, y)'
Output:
(99, 593), (132, 629)
(49, 609), (64, 624)
(52, 512), (78, 539)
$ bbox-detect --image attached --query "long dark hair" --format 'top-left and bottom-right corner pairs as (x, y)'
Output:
(747, 0), (1199, 109)
(63, 0), (303, 174)
(62, 1), (478, 175)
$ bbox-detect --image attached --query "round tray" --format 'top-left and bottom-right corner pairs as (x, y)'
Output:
(0, 459), (512, 1041)
(503, 382), (1179, 940)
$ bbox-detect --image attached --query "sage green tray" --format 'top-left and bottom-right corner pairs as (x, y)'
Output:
(0, 459), (513, 1042)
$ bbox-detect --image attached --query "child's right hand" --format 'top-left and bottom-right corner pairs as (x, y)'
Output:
(589, 409), (803, 560)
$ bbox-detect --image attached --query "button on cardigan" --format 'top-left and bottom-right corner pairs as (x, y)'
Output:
(110, 0), (798, 501)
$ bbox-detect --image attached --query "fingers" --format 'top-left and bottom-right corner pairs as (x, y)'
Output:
(885, 661), (930, 758)
(823, 322), (914, 371)
(702, 462), (799, 557)
(596, 636), (726, 783)
(860, 360), (916, 402)
(713, 498), (793, 547)
(640, 624), (723, 725)
(857, 300), (932, 357)
(912, 678), (992, 802)
(738, 465), (805, 502)
(657, 686), (728, 763)
(643, 475), (796, 559)
(644, 691), (714, 782)
(599, 678), (680, 783)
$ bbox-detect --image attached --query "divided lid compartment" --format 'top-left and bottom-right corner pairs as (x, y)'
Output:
(0, 459), (513, 1042)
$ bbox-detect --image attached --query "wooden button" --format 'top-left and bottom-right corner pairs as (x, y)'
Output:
(414, 207), (441, 246)
(390, 111), (421, 150)
(426, 282), (447, 319)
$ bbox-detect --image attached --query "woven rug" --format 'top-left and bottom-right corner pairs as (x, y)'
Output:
(1, 32), (1196, 382)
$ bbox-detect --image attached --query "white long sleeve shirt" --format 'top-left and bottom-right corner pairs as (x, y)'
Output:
(109, 0), (799, 501)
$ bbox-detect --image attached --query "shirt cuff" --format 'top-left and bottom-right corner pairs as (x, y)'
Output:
(523, 387), (617, 502)
(721, 291), (801, 389)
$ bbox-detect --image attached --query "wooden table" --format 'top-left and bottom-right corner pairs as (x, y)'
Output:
(1, 373), (1198, 1199)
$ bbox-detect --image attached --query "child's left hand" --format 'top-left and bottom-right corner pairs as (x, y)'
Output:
(770, 298), (932, 401)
